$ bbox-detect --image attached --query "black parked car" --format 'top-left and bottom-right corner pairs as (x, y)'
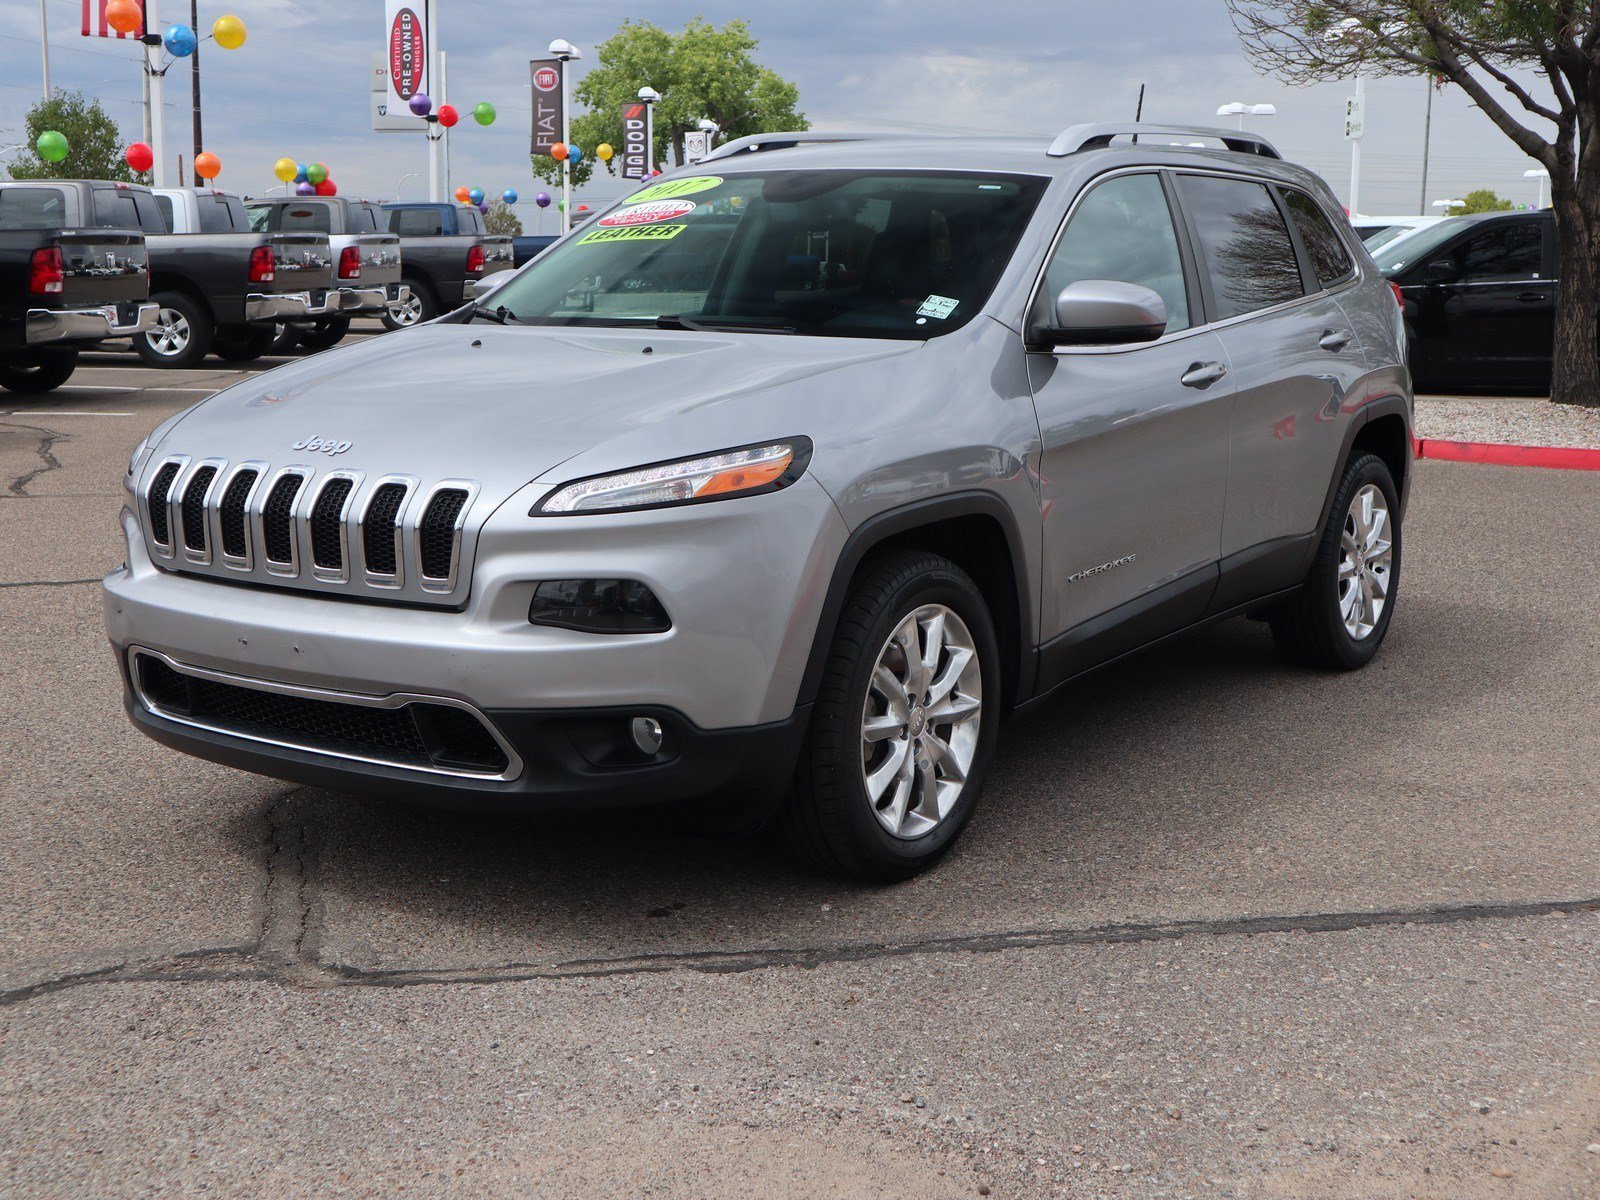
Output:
(1375, 210), (1556, 392)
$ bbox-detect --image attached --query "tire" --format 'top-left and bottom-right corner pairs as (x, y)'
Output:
(0, 347), (78, 394)
(778, 549), (1000, 882)
(1268, 452), (1401, 670)
(381, 279), (437, 331)
(268, 324), (301, 355)
(295, 315), (350, 352)
(210, 324), (278, 363)
(132, 291), (213, 368)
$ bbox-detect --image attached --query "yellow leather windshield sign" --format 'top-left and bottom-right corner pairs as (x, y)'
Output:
(577, 223), (688, 245)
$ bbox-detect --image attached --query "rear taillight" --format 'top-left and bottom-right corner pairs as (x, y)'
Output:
(28, 247), (64, 295)
(338, 246), (362, 279)
(1390, 281), (1405, 309)
(466, 244), (486, 274)
(248, 245), (275, 283)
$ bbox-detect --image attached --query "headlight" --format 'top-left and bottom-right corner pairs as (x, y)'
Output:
(534, 438), (811, 515)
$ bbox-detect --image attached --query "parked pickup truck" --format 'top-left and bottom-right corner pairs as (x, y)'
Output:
(380, 202), (513, 329)
(0, 183), (156, 393)
(245, 197), (406, 352)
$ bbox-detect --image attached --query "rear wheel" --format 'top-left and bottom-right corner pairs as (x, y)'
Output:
(0, 348), (79, 394)
(779, 550), (999, 882)
(211, 324), (278, 363)
(133, 291), (212, 368)
(295, 315), (350, 352)
(1269, 452), (1401, 670)
(268, 324), (300, 355)
(381, 279), (436, 330)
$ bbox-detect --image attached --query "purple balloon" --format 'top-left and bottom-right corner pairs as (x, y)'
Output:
(295, 181), (315, 196)
(478, 202), (489, 214)
(534, 192), (551, 208)
(408, 92), (432, 117)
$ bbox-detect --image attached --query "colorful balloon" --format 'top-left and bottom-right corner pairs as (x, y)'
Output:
(454, 185), (471, 203)
(315, 178), (337, 197)
(468, 187), (485, 205)
(194, 152), (221, 180)
(576, 204), (589, 212)
(596, 143), (614, 162)
(473, 102), (496, 126)
(35, 131), (69, 163)
(212, 14), (246, 49)
(294, 181), (315, 196)
(125, 142), (154, 173)
(305, 162), (328, 185)
(568, 145), (583, 165)
(163, 23), (197, 56)
(437, 104), (459, 129)
(272, 157), (297, 183)
(501, 189), (518, 204)
(534, 192), (551, 208)
(294, 162), (308, 183)
(105, 0), (143, 35)
(478, 203), (489, 214)
(550, 142), (568, 161)
(409, 92), (432, 117)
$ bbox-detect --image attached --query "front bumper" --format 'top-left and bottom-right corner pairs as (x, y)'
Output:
(244, 290), (342, 323)
(26, 301), (158, 346)
(336, 282), (409, 314)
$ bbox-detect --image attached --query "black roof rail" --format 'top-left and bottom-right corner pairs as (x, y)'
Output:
(1048, 123), (1283, 160)
(699, 131), (933, 163)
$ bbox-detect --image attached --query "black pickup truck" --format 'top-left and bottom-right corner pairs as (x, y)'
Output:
(380, 202), (513, 328)
(0, 184), (156, 394)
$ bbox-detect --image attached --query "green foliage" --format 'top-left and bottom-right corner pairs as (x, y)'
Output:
(1448, 189), (1516, 216)
(484, 200), (523, 237)
(5, 91), (147, 183)
(531, 18), (806, 189)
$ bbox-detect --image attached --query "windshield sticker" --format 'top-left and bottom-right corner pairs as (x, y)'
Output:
(598, 199), (698, 228)
(578, 223), (688, 245)
(916, 294), (960, 320)
(628, 175), (723, 203)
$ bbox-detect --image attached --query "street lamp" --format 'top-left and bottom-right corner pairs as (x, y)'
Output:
(549, 38), (582, 233)
(1524, 167), (1550, 208)
(1215, 102), (1277, 130)
(1432, 199), (1464, 213)
(395, 171), (418, 200)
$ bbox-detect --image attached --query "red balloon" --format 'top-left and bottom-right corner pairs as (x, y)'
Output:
(125, 142), (153, 173)
(315, 178), (337, 196)
(437, 104), (459, 128)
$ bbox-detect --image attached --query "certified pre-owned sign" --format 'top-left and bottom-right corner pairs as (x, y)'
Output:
(388, 5), (425, 100)
(598, 200), (697, 228)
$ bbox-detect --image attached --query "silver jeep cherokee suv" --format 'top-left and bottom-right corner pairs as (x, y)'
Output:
(105, 125), (1412, 881)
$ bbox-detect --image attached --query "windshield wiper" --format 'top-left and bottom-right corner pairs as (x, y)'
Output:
(469, 304), (521, 325)
(657, 313), (798, 335)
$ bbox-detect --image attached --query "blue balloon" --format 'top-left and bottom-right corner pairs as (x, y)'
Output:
(567, 145), (583, 165)
(163, 23), (197, 56)
(501, 189), (518, 205)
(294, 163), (308, 183)
(468, 187), (485, 205)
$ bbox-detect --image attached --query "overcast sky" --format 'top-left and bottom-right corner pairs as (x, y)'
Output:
(0, 0), (1555, 228)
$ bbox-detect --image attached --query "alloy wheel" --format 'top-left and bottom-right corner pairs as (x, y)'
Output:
(148, 308), (192, 357)
(1339, 483), (1393, 639)
(860, 604), (983, 840)
(387, 292), (424, 326)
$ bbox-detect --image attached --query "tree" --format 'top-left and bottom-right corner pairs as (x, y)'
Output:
(1227, 2), (1600, 407)
(484, 200), (523, 236)
(531, 18), (806, 189)
(1448, 188), (1516, 215)
(5, 91), (147, 184)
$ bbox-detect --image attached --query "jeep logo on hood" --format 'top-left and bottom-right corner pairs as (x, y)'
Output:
(293, 436), (352, 456)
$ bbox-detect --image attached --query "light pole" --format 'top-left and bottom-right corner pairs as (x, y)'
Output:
(395, 172), (418, 201)
(1215, 102), (1276, 130)
(549, 38), (582, 234)
(1432, 199), (1464, 215)
(1525, 167), (1550, 208)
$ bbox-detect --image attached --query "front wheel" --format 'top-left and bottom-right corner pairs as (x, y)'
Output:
(0, 348), (79, 394)
(211, 324), (278, 363)
(381, 281), (436, 330)
(778, 550), (999, 882)
(1269, 452), (1401, 670)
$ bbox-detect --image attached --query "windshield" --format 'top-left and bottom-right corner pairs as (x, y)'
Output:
(1370, 217), (1478, 275)
(1363, 224), (1419, 253)
(479, 170), (1047, 339)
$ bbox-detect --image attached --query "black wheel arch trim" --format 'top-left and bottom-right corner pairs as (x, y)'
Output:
(1304, 393), (1412, 576)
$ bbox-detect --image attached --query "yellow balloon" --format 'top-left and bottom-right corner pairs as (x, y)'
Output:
(213, 14), (247, 50)
(596, 142), (614, 162)
(273, 157), (297, 183)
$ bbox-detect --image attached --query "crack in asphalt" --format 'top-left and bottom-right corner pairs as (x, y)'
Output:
(3, 791), (1595, 1008)
(3, 419), (68, 496)
(0, 577), (101, 589)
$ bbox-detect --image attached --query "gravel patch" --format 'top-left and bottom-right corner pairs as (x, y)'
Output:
(1416, 395), (1600, 448)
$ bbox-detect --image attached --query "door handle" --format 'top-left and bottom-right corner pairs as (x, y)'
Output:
(1319, 329), (1353, 351)
(1181, 361), (1228, 389)
(1517, 292), (1548, 302)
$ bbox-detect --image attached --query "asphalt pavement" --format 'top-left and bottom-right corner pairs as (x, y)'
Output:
(2, 339), (1598, 1199)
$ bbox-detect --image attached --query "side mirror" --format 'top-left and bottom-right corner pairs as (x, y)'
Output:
(1032, 280), (1167, 347)
(1425, 259), (1460, 284)
(469, 274), (505, 302)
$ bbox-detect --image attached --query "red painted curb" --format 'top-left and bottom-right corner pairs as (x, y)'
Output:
(1414, 437), (1600, 471)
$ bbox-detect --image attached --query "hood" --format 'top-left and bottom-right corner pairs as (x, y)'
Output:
(149, 323), (918, 500)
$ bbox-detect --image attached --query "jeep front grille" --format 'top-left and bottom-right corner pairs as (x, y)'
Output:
(137, 456), (478, 606)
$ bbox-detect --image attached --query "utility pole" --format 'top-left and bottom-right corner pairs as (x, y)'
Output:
(190, 0), (203, 186)
(38, 0), (51, 97)
(1418, 82), (1434, 217)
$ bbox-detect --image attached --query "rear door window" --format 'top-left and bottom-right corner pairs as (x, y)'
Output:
(389, 207), (442, 236)
(1457, 221), (1545, 282)
(153, 193), (176, 232)
(92, 187), (141, 229)
(351, 203), (381, 232)
(197, 195), (241, 232)
(1283, 189), (1354, 286)
(1177, 174), (1306, 320)
(0, 187), (67, 229)
(246, 204), (272, 232)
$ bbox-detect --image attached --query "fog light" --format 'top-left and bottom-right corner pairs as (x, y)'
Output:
(529, 578), (671, 634)
(630, 716), (664, 755)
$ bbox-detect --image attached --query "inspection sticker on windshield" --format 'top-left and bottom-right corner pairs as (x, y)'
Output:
(599, 200), (698, 228)
(917, 294), (960, 319)
(628, 175), (722, 203)
(578, 223), (688, 245)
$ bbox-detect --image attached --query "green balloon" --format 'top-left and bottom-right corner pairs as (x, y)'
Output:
(473, 102), (496, 126)
(305, 162), (328, 185)
(36, 130), (69, 163)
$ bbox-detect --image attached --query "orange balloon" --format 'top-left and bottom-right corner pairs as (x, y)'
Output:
(550, 142), (568, 161)
(105, 0), (143, 35)
(454, 185), (471, 203)
(194, 151), (221, 179)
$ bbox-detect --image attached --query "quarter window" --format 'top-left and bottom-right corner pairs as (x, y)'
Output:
(1458, 223), (1543, 282)
(1283, 190), (1353, 286)
(1178, 175), (1306, 319)
(1042, 173), (1191, 333)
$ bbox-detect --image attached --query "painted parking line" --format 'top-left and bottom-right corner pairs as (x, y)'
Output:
(3, 410), (136, 417)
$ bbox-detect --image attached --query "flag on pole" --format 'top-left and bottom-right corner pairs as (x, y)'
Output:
(81, 0), (146, 39)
